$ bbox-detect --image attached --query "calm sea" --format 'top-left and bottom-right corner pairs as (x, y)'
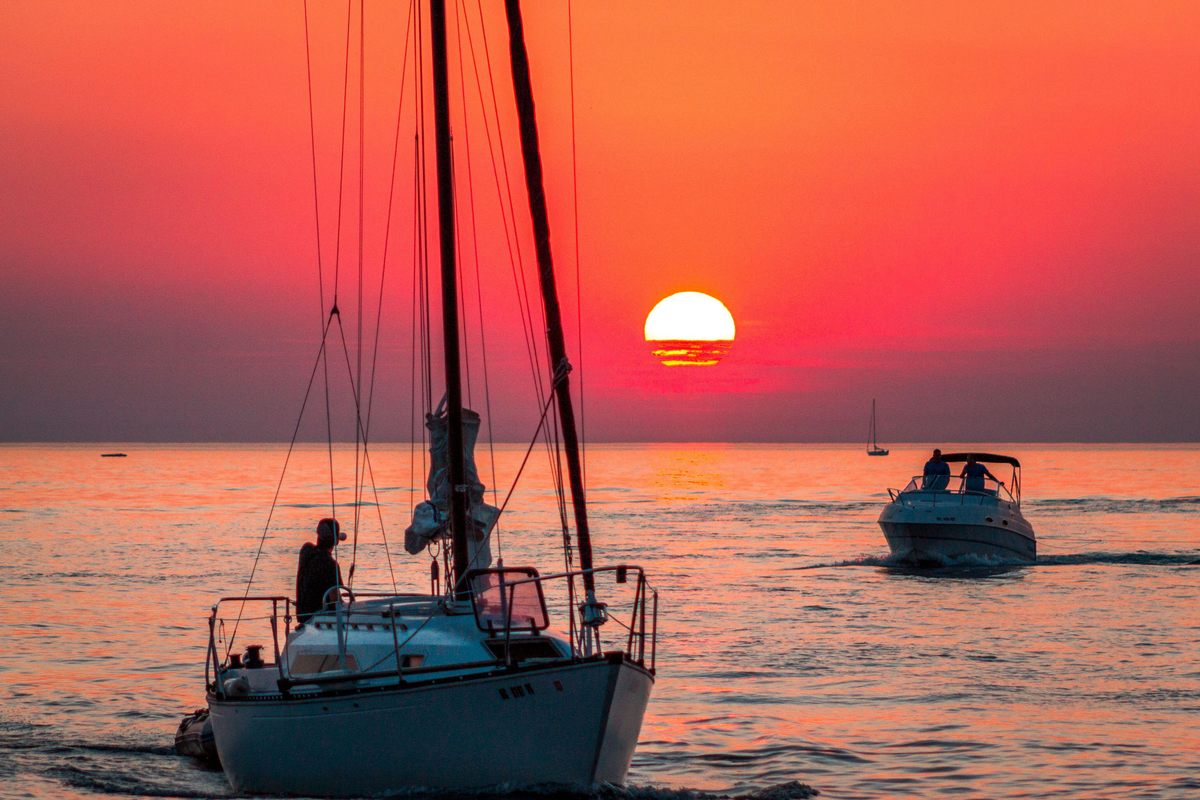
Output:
(1, 443), (1197, 799)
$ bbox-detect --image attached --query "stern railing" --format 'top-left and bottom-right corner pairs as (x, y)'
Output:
(204, 563), (657, 698)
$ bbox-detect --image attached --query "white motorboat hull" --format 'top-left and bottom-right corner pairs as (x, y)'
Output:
(880, 520), (1035, 562)
(879, 491), (1036, 563)
(209, 655), (652, 796)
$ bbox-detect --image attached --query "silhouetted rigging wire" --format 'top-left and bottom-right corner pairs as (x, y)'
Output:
(568, 0), (586, 484)
(237, 1), (590, 607)
(453, 0), (502, 560)
(462, 0), (572, 561)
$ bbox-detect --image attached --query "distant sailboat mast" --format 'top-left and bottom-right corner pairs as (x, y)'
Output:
(867, 399), (889, 456)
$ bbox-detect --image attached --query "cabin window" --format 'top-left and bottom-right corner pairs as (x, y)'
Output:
(401, 654), (425, 669)
(288, 653), (360, 674)
(485, 637), (562, 661)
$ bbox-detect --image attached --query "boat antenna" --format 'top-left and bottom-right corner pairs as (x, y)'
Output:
(429, 0), (471, 598)
(502, 0), (597, 602)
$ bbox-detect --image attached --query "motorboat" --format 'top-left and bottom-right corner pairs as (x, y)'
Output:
(878, 452), (1035, 563)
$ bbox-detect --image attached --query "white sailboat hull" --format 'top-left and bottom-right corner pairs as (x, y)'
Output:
(209, 655), (652, 796)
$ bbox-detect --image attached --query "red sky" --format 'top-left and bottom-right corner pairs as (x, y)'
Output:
(2, 1), (1198, 442)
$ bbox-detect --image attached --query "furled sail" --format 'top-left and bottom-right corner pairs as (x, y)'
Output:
(405, 401), (497, 572)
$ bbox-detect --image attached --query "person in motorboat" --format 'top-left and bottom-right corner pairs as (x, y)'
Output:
(295, 517), (346, 622)
(960, 456), (1001, 494)
(922, 448), (951, 490)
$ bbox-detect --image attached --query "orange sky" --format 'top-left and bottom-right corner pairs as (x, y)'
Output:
(2, 1), (1198, 442)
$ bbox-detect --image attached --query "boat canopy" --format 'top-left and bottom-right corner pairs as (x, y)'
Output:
(939, 452), (1020, 468)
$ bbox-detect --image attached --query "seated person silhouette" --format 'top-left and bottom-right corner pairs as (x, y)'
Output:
(296, 518), (346, 623)
(960, 457), (999, 494)
(922, 448), (951, 490)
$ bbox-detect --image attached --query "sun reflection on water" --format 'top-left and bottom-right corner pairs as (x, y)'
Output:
(649, 339), (733, 366)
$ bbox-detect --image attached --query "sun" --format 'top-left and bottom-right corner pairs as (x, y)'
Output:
(644, 292), (736, 341)
(644, 292), (735, 366)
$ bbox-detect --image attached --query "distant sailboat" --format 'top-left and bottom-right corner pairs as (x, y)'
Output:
(867, 399), (889, 456)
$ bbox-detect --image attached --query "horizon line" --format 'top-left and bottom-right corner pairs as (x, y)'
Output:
(3, 440), (1199, 447)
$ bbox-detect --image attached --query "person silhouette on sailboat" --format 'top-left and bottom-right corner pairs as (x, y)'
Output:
(296, 518), (346, 623)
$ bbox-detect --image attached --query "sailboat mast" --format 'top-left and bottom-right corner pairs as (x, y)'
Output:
(870, 398), (876, 447)
(429, 0), (471, 595)
(503, 0), (596, 594)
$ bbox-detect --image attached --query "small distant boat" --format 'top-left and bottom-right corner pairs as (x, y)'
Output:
(100, 453), (127, 458)
(878, 452), (1036, 563)
(866, 399), (889, 456)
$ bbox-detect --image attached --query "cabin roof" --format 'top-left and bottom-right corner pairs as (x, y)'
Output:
(939, 452), (1021, 468)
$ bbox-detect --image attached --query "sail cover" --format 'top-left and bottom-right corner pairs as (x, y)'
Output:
(404, 404), (498, 571)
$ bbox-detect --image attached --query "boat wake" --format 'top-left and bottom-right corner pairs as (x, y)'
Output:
(1, 719), (819, 799)
(1028, 496), (1200, 514)
(1034, 551), (1200, 566)
(794, 551), (1200, 571)
(365, 782), (818, 800)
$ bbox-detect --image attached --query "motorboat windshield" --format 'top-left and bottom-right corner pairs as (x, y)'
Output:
(901, 453), (1022, 502)
(893, 473), (1017, 503)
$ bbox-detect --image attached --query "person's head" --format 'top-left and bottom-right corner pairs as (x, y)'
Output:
(316, 518), (346, 549)
(967, 455), (977, 465)
(932, 448), (942, 460)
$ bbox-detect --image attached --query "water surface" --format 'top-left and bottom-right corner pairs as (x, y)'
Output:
(1, 443), (1197, 798)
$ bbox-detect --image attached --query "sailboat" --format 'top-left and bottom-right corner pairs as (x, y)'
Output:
(866, 399), (889, 456)
(188, 2), (658, 794)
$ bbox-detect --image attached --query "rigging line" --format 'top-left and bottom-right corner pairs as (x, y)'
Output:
(447, 3), (472, 410)
(495, 364), (567, 519)
(466, 0), (547, 406)
(323, 317), (337, 523)
(547, 401), (574, 575)
(334, 315), (397, 596)
(353, 0), (366, 571)
(362, 449), (398, 594)
(359, 612), (437, 674)
(466, 2), (561, 492)
(456, 382), (558, 579)
(449, 359), (576, 590)
(454, 0), (501, 558)
(409, 135), (420, 520)
(302, 0), (327, 320)
(567, 0), (586, 485)
(449, 133), (473, 409)
(302, 0), (337, 526)
(332, 0), (353, 305)
(364, 0), (417, 444)
(324, 0), (357, 527)
(463, 3), (560, 517)
(415, 0), (434, 417)
(226, 315), (335, 658)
